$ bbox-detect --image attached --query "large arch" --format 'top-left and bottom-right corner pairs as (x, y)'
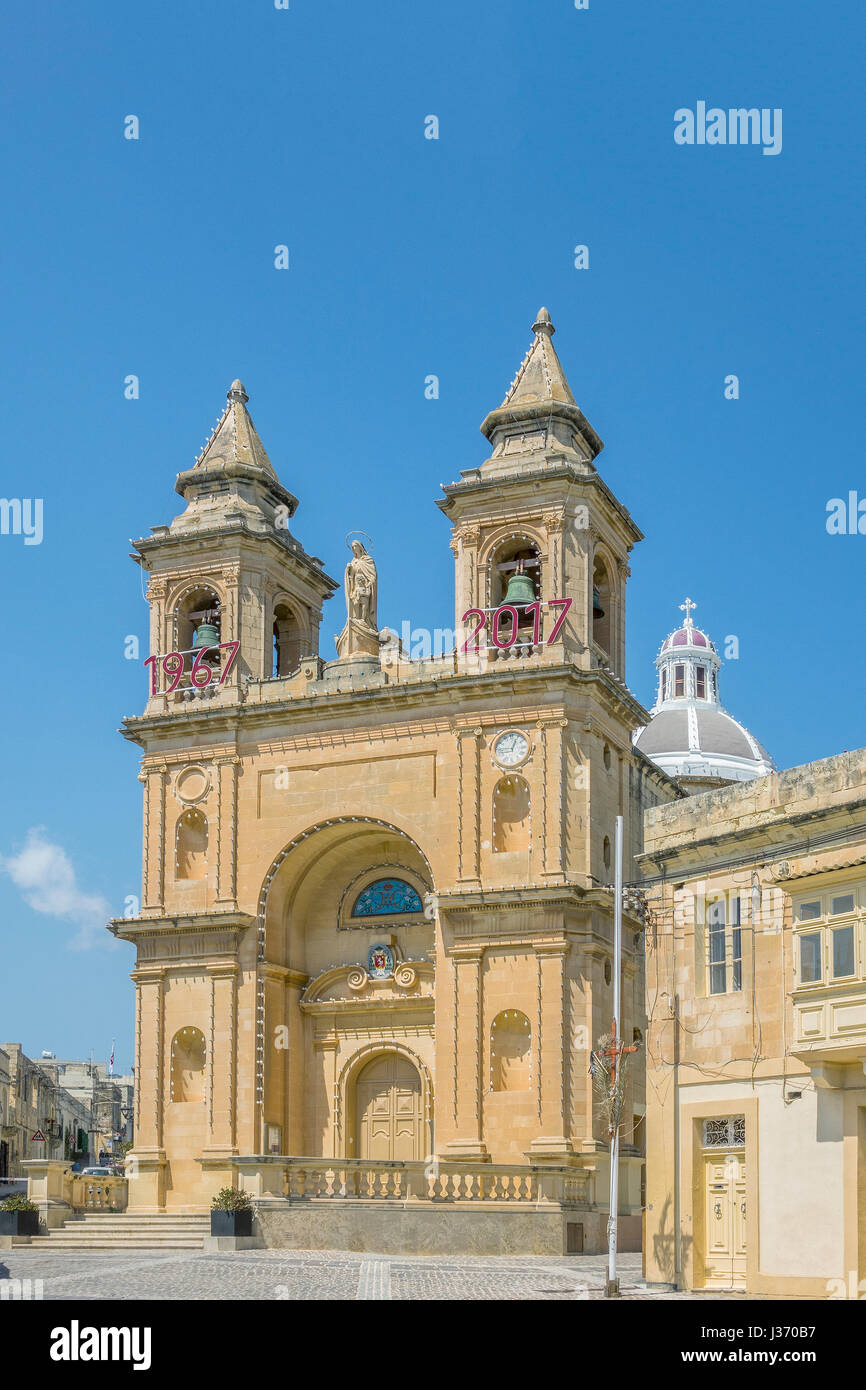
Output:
(255, 818), (437, 1159)
(257, 816), (436, 966)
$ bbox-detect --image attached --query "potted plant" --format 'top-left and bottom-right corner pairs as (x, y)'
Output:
(0, 1194), (40, 1237)
(210, 1187), (253, 1237)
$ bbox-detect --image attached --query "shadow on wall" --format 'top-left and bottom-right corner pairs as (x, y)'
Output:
(652, 1193), (692, 1284)
(816, 1088), (844, 1144)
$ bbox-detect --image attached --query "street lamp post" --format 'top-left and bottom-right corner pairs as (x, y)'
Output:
(603, 815), (638, 1300)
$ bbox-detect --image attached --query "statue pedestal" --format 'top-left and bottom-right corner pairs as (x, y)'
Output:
(323, 654), (381, 683)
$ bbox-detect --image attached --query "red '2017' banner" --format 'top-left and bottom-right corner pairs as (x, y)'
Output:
(460, 598), (571, 652)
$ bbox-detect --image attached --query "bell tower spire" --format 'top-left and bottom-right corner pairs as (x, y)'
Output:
(478, 307), (603, 478)
(171, 378), (298, 537)
(437, 308), (642, 681)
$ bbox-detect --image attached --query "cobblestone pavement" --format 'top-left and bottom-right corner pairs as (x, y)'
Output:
(0, 1249), (747, 1300)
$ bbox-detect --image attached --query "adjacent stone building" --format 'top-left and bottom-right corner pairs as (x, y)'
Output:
(38, 1058), (135, 1159)
(111, 309), (677, 1251)
(0, 1045), (92, 1178)
(640, 750), (866, 1296)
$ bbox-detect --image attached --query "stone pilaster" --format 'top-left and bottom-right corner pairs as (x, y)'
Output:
(528, 940), (572, 1158)
(456, 728), (482, 886)
(215, 756), (240, 905)
(140, 764), (167, 912)
(444, 945), (488, 1159)
(127, 966), (167, 1211)
(453, 526), (481, 633)
(538, 719), (568, 882)
(543, 511), (566, 602)
(145, 576), (167, 667)
(203, 964), (238, 1156)
(238, 567), (265, 679)
(284, 970), (308, 1154)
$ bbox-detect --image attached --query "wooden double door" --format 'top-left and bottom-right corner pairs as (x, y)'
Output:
(703, 1152), (746, 1288)
(356, 1054), (423, 1161)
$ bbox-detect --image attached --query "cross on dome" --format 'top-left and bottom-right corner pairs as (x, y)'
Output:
(680, 597), (697, 626)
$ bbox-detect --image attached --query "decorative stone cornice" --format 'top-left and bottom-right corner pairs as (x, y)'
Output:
(109, 911), (255, 962)
(533, 938), (569, 957)
(300, 960), (434, 1010)
(121, 660), (652, 748)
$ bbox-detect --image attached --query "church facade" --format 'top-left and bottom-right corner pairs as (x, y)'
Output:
(111, 310), (676, 1252)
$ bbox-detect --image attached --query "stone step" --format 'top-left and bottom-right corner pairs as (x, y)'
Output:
(57, 1226), (207, 1234)
(18, 1236), (205, 1250)
(66, 1217), (209, 1226)
(16, 1212), (212, 1250)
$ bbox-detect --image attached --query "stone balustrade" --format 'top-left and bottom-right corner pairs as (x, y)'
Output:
(66, 1175), (128, 1211)
(233, 1155), (593, 1208)
(22, 1161), (129, 1228)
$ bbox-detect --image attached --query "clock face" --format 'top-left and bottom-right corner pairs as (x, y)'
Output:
(494, 731), (529, 767)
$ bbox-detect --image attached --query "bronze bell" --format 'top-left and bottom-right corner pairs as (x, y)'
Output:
(503, 570), (536, 606)
(593, 586), (605, 620)
(192, 622), (221, 659)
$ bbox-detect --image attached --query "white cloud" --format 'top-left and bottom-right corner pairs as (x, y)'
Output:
(0, 828), (113, 950)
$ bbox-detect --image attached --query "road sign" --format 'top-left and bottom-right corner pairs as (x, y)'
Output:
(31, 1129), (47, 1142)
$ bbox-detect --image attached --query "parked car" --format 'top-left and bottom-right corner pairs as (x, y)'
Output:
(79, 1167), (114, 1177)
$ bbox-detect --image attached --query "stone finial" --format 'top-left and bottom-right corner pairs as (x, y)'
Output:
(532, 306), (554, 336)
(227, 379), (249, 404)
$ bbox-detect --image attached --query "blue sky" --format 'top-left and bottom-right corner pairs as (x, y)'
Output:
(0, 0), (863, 1065)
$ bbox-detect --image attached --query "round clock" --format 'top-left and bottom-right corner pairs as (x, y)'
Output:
(493, 730), (530, 768)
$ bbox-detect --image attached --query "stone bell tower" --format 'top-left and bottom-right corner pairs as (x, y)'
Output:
(115, 381), (338, 1209)
(429, 309), (674, 1183)
(136, 379), (336, 694)
(439, 308), (640, 678)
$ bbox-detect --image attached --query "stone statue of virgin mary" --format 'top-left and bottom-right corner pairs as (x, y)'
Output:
(335, 539), (380, 659)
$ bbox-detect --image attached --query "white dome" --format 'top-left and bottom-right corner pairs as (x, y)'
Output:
(634, 600), (774, 787)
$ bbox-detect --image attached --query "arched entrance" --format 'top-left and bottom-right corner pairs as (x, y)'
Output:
(356, 1053), (423, 1161)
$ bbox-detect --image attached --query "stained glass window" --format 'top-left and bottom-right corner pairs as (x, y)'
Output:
(351, 878), (424, 917)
